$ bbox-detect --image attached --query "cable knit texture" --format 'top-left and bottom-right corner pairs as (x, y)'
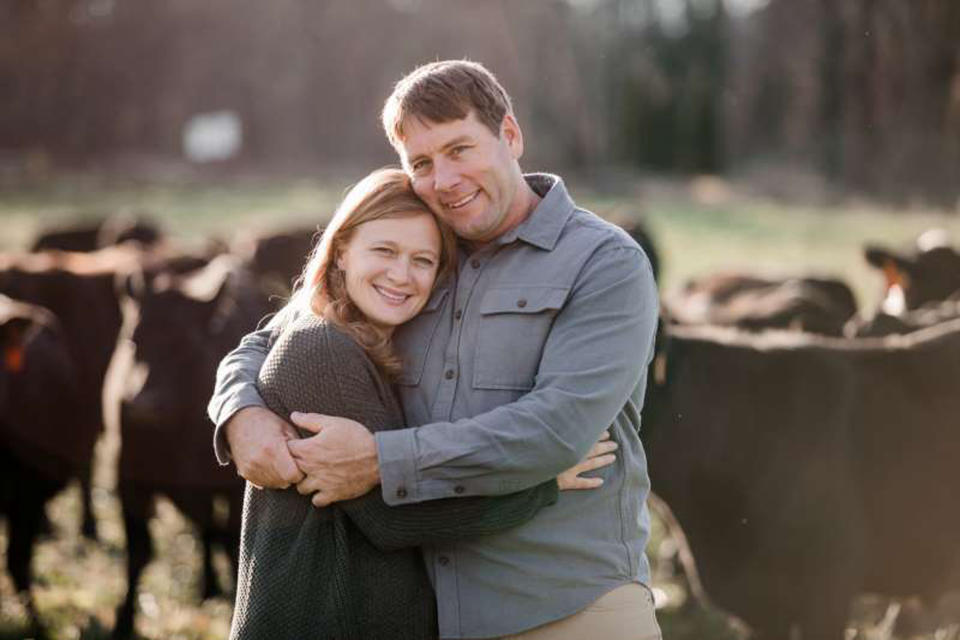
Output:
(229, 314), (558, 640)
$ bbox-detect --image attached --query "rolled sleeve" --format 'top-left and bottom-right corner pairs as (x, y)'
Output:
(383, 245), (659, 503)
(375, 428), (421, 505)
(207, 326), (273, 464)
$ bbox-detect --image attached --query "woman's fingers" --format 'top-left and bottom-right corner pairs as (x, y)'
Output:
(289, 412), (328, 433)
(557, 437), (619, 490)
(562, 475), (604, 490)
(585, 438), (618, 460)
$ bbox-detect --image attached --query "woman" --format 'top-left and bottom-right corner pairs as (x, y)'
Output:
(229, 168), (614, 640)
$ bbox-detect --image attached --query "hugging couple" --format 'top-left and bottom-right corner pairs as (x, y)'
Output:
(208, 59), (661, 640)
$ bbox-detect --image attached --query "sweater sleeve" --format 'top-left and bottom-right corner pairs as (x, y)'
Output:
(257, 317), (558, 553)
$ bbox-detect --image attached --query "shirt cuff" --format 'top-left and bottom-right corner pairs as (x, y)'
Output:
(375, 428), (420, 506)
(210, 390), (268, 465)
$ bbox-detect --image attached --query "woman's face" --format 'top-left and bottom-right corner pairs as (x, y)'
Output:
(336, 212), (442, 333)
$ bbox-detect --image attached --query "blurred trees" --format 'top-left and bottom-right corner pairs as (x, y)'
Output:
(0, 0), (958, 206)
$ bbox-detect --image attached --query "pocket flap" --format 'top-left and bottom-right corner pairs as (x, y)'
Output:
(479, 286), (569, 315)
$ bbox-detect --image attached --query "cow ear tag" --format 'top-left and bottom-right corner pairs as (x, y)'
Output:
(4, 345), (24, 372)
(882, 259), (904, 290)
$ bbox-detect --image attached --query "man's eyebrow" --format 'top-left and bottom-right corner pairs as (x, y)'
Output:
(442, 135), (472, 151)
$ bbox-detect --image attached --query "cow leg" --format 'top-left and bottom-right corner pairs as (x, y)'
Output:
(167, 488), (223, 600)
(7, 482), (51, 640)
(79, 463), (98, 540)
(113, 488), (154, 640)
(796, 587), (853, 640)
(199, 523), (223, 600)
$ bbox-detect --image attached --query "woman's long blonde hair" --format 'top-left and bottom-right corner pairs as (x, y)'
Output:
(269, 168), (457, 377)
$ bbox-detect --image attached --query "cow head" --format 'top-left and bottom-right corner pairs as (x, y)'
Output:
(0, 295), (60, 410)
(865, 232), (960, 313)
(120, 259), (236, 427)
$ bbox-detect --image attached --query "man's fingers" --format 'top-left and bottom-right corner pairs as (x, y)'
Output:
(290, 411), (328, 433)
(296, 476), (322, 496)
(279, 420), (301, 441)
(312, 492), (333, 508)
(275, 449), (306, 485)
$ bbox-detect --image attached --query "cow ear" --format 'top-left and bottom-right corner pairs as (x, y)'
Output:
(864, 245), (894, 269)
(1, 316), (32, 373)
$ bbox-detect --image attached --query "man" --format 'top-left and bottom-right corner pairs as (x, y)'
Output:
(208, 60), (660, 639)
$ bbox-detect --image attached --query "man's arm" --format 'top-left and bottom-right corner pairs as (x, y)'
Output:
(208, 326), (304, 488)
(296, 245), (658, 507)
(376, 245), (658, 504)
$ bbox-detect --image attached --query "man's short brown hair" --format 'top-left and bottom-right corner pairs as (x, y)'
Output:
(382, 60), (514, 149)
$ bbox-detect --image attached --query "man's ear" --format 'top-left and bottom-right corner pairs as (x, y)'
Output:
(501, 114), (524, 160)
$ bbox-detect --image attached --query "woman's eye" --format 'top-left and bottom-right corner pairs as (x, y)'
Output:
(414, 257), (436, 268)
(372, 246), (394, 255)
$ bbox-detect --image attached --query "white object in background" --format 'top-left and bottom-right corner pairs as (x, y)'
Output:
(182, 111), (243, 163)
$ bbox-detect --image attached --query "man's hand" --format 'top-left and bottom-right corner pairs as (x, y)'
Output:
(287, 413), (380, 507)
(225, 406), (305, 489)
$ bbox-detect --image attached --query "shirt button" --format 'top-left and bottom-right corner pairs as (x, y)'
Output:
(396, 487), (407, 499)
(454, 485), (465, 494)
(517, 298), (527, 308)
(470, 258), (481, 269)
(445, 369), (455, 380)
(438, 556), (450, 566)
(455, 309), (463, 320)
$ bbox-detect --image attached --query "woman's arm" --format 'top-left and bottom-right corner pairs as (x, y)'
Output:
(258, 316), (558, 552)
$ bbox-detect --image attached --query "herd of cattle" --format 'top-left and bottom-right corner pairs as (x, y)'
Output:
(1, 214), (959, 639)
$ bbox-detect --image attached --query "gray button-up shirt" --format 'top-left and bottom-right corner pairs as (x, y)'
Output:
(208, 174), (659, 639)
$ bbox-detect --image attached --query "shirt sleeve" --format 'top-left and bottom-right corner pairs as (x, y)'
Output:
(375, 245), (659, 505)
(259, 319), (559, 552)
(207, 325), (273, 465)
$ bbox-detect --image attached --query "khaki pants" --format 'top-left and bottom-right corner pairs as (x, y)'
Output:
(499, 583), (662, 640)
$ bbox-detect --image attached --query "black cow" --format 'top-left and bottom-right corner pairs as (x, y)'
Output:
(0, 249), (133, 539)
(643, 320), (960, 639)
(232, 226), (321, 299)
(111, 256), (272, 640)
(0, 295), (82, 639)
(31, 215), (162, 252)
(865, 231), (960, 314)
(849, 295), (960, 337)
(617, 219), (661, 282)
(667, 273), (858, 336)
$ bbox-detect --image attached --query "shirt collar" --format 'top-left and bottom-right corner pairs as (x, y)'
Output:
(495, 173), (575, 251)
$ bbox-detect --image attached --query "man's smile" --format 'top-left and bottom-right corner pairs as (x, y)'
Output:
(443, 190), (480, 210)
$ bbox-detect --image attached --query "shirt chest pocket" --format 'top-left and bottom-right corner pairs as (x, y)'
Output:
(473, 285), (570, 391)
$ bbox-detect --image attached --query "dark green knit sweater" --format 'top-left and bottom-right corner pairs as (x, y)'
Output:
(229, 315), (559, 640)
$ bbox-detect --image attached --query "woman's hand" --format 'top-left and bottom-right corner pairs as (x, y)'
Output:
(557, 430), (618, 490)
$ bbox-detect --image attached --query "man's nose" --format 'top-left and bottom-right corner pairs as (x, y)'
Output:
(433, 158), (460, 192)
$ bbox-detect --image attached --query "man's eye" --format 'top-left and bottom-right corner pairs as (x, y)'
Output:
(450, 145), (469, 157)
(411, 159), (430, 173)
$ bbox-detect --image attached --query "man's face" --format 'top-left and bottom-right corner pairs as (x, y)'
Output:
(398, 111), (526, 243)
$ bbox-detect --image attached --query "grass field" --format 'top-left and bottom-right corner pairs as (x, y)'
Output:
(1, 170), (959, 639)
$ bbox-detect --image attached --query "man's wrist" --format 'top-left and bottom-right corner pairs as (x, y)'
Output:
(375, 428), (419, 505)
